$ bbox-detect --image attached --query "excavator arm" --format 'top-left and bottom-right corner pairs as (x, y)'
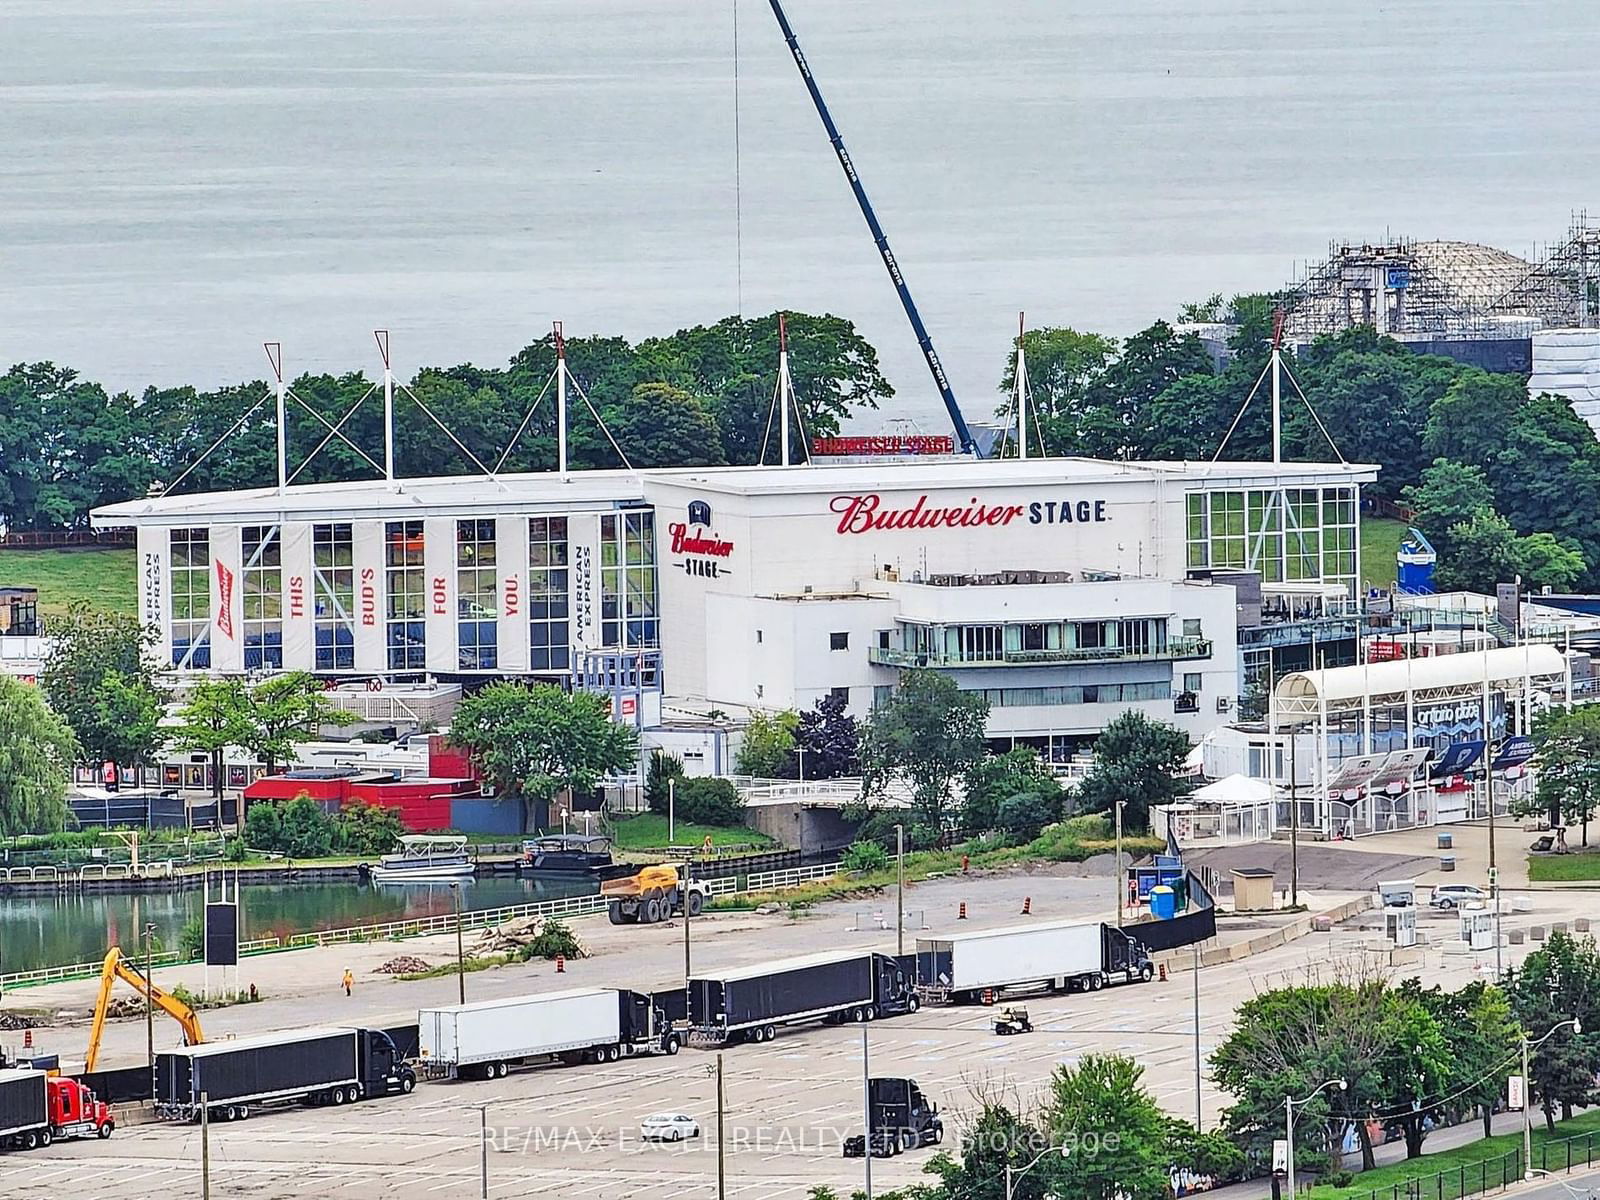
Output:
(84, 947), (205, 1073)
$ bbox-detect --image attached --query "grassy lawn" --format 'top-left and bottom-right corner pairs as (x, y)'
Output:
(1306, 1109), (1600, 1200)
(1360, 516), (1408, 592)
(0, 547), (136, 617)
(1527, 849), (1600, 882)
(609, 813), (775, 852)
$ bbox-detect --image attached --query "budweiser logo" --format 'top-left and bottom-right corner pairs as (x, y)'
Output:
(668, 522), (734, 558)
(215, 560), (235, 639)
(829, 493), (1026, 535)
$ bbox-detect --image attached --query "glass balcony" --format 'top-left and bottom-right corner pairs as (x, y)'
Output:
(868, 636), (1212, 669)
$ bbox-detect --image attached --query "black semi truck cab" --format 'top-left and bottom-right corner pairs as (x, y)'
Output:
(843, 1077), (943, 1158)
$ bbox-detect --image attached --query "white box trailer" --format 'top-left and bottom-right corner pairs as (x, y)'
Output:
(419, 987), (678, 1080)
(916, 918), (1153, 1003)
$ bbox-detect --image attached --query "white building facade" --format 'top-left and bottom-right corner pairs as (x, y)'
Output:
(94, 456), (1374, 752)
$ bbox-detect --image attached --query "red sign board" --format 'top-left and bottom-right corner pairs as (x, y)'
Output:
(812, 435), (954, 456)
(214, 560), (235, 639)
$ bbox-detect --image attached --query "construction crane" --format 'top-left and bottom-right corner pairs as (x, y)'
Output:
(765, 0), (979, 457)
(84, 947), (205, 1072)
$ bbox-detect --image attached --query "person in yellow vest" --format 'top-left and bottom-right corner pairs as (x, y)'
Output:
(342, 968), (354, 997)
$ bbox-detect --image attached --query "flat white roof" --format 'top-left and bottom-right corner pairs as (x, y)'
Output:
(173, 1026), (363, 1057)
(920, 916), (1100, 945)
(420, 987), (612, 1016)
(1276, 644), (1567, 709)
(693, 950), (872, 983)
(93, 458), (1376, 527)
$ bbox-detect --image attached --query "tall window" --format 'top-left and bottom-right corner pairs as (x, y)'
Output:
(529, 517), (570, 672)
(457, 520), (498, 670)
(385, 520), (425, 670)
(1186, 485), (1360, 598)
(313, 523), (354, 670)
(242, 525), (282, 670)
(600, 510), (658, 648)
(170, 527), (211, 668)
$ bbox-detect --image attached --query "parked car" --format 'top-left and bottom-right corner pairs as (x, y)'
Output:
(1429, 884), (1486, 909)
(640, 1112), (700, 1142)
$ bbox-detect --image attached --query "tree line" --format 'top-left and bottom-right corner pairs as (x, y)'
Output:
(0, 311), (890, 531)
(1005, 296), (1600, 591)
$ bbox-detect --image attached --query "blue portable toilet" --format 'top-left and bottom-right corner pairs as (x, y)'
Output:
(1397, 528), (1436, 594)
(1149, 885), (1177, 920)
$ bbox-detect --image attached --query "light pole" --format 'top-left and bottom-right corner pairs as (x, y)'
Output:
(479, 1102), (489, 1199)
(1284, 1078), (1347, 1197)
(1521, 1018), (1583, 1180)
(451, 882), (466, 1005)
(668, 777), (676, 844)
(861, 1024), (873, 1200)
(1192, 940), (1203, 1130)
(682, 859), (694, 989)
(1114, 800), (1126, 927)
(894, 823), (905, 956)
(1004, 1141), (1071, 1200)
(796, 747), (807, 783)
(144, 921), (157, 1102)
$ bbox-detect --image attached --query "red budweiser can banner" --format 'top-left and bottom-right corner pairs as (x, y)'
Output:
(215, 560), (236, 639)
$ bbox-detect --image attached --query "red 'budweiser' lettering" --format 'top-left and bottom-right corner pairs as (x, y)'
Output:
(669, 522), (734, 557)
(829, 493), (1025, 535)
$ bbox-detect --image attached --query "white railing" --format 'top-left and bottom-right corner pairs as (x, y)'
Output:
(744, 861), (845, 891)
(0, 949), (182, 989)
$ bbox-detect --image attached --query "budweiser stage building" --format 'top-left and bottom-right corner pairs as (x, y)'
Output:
(93, 454), (1374, 756)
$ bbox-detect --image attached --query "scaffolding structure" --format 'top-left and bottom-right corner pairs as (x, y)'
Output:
(1281, 215), (1600, 340)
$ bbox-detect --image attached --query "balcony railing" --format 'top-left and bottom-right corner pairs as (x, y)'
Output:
(868, 636), (1212, 670)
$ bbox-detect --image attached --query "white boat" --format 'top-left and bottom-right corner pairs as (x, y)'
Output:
(368, 835), (474, 883)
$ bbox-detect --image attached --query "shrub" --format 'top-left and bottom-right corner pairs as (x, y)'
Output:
(840, 840), (889, 872)
(519, 918), (583, 960)
(225, 836), (248, 862)
(645, 751), (686, 815)
(333, 801), (403, 856)
(675, 777), (745, 826)
(178, 917), (204, 960)
(997, 790), (1064, 843)
(242, 800), (284, 851)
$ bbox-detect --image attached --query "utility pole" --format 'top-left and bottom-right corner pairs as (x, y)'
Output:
(200, 1091), (211, 1200)
(1193, 941), (1203, 1130)
(1288, 730), (1300, 908)
(683, 860), (693, 988)
(668, 777), (676, 844)
(716, 1053), (727, 1200)
(452, 882), (466, 1005)
(144, 922), (156, 1102)
(861, 1024), (873, 1200)
(1114, 801), (1125, 927)
(1521, 1031), (1532, 1180)
(895, 824), (905, 956)
(480, 1103), (490, 1199)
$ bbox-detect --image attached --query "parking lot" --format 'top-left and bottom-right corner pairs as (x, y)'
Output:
(6, 857), (1584, 1200)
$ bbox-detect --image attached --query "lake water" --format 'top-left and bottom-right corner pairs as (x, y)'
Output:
(5, 1), (1599, 434)
(0, 875), (595, 976)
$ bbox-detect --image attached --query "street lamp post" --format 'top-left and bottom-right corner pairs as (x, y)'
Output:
(1192, 940), (1203, 1130)
(1521, 1018), (1583, 1179)
(144, 921), (157, 1101)
(1284, 1077), (1347, 1197)
(451, 882), (466, 1005)
(1004, 1142), (1072, 1200)
(894, 823), (905, 956)
(1114, 800), (1126, 928)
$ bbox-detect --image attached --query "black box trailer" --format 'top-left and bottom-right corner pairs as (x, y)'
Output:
(0, 1070), (47, 1148)
(156, 1026), (415, 1121)
(689, 951), (916, 1043)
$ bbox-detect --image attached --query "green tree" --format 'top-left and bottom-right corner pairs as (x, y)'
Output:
(1401, 459), (1495, 560)
(1515, 531), (1587, 592)
(1075, 712), (1191, 833)
(923, 1100), (1043, 1200)
(333, 801), (404, 856)
(674, 777), (745, 826)
(36, 604), (167, 772)
(998, 791), (1064, 843)
(963, 747), (1061, 836)
(239, 671), (355, 774)
(606, 382), (728, 468)
(170, 678), (251, 802)
(0, 676), (81, 835)
(1438, 508), (1521, 594)
(1038, 1055), (1172, 1200)
(449, 682), (638, 832)
(996, 327), (1117, 456)
(645, 750), (685, 815)
(242, 798), (284, 850)
(860, 670), (989, 836)
(1505, 931), (1600, 1130)
(1402, 980), (1519, 1139)
(278, 793), (334, 858)
(735, 709), (799, 778)
(794, 692), (860, 780)
(1529, 705), (1600, 844)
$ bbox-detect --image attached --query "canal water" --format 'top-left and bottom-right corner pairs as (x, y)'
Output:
(0, 875), (596, 976)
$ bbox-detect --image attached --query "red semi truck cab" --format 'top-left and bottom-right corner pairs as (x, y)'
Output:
(48, 1078), (114, 1141)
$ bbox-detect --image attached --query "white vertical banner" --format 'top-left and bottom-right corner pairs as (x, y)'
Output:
(210, 524), (243, 673)
(352, 521), (385, 674)
(497, 516), (529, 674)
(569, 513), (602, 656)
(280, 524), (314, 671)
(136, 526), (170, 667)
(424, 517), (457, 675)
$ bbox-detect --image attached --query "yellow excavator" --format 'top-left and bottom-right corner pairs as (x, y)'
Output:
(84, 947), (205, 1072)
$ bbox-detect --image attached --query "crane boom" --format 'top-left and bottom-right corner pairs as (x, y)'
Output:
(765, 0), (979, 456)
(84, 946), (205, 1072)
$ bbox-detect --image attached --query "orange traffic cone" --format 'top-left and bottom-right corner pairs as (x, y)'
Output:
(1159, 963), (1168, 982)
(981, 988), (995, 1006)
(1021, 896), (1032, 915)
(556, 954), (566, 973)
(22, 1029), (32, 1050)
(961, 854), (970, 874)
(958, 902), (968, 920)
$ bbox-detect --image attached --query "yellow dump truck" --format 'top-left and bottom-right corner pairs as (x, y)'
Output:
(600, 863), (710, 925)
